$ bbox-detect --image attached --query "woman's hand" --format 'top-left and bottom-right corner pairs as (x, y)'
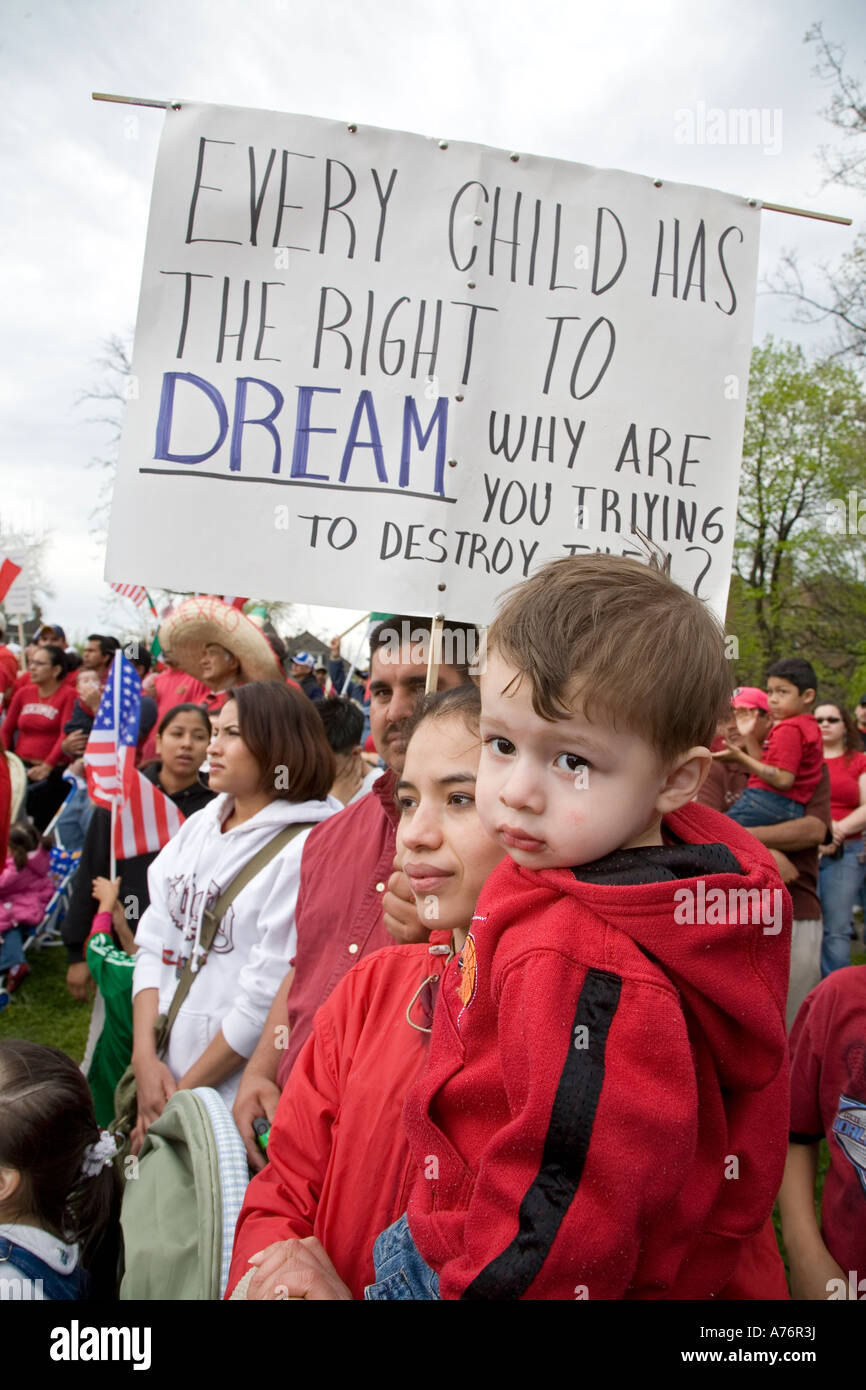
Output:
(66, 961), (94, 1002)
(92, 875), (121, 914)
(830, 820), (846, 847)
(131, 1052), (176, 1149)
(26, 761), (52, 782)
(245, 1236), (353, 1300)
(233, 1074), (282, 1172)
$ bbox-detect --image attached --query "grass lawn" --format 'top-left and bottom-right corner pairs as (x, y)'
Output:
(0, 940), (93, 1063)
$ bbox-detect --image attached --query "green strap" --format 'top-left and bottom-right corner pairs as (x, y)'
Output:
(159, 820), (314, 1048)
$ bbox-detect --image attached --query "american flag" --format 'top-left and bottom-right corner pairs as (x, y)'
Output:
(110, 582), (148, 606)
(84, 651), (184, 859)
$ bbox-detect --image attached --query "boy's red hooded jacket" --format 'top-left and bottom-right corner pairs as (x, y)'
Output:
(404, 802), (791, 1300)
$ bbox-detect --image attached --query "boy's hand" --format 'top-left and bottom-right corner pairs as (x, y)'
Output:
(733, 708), (759, 738)
(383, 859), (431, 943)
(712, 741), (745, 764)
(92, 875), (121, 913)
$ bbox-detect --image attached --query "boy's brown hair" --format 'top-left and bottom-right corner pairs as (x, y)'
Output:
(487, 554), (731, 765)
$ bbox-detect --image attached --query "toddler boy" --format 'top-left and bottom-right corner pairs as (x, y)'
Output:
(725, 659), (823, 828)
(366, 554), (792, 1300)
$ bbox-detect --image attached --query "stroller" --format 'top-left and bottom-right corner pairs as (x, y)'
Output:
(118, 1087), (250, 1300)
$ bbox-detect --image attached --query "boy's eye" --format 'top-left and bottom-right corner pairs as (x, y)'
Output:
(448, 793), (475, 808)
(397, 796), (417, 814)
(484, 735), (515, 756)
(555, 752), (590, 774)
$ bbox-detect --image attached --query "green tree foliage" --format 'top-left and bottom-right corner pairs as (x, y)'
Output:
(728, 339), (866, 698)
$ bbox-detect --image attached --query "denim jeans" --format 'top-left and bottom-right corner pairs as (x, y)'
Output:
(54, 783), (95, 853)
(818, 840), (864, 977)
(728, 786), (805, 828)
(363, 1214), (441, 1300)
(0, 928), (25, 972)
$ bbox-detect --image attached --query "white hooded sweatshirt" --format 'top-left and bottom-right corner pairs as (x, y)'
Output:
(132, 791), (340, 1106)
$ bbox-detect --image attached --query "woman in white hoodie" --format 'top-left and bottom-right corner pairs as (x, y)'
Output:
(130, 682), (340, 1151)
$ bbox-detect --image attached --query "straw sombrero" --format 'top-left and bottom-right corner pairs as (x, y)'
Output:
(5, 752), (28, 823)
(158, 597), (284, 685)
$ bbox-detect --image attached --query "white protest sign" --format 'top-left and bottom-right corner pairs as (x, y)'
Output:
(107, 102), (761, 622)
(3, 552), (32, 619)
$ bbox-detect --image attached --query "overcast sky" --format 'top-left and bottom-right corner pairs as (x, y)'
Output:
(1, 0), (863, 648)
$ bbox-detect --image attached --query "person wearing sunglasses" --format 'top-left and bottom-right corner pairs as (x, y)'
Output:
(815, 702), (866, 978)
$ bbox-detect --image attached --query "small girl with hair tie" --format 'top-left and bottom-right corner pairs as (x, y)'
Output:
(0, 1040), (121, 1299)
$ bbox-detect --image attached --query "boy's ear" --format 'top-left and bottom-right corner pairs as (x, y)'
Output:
(655, 747), (713, 815)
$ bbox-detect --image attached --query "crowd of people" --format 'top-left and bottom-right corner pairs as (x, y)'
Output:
(0, 562), (863, 1302)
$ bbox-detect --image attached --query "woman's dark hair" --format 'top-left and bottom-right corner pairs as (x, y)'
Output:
(225, 682), (335, 802)
(816, 701), (863, 760)
(8, 821), (41, 871)
(65, 649), (82, 673)
(156, 702), (212, 738)
(41, 644), (67, 678)
(405, 683), (482, 743)
(0, 1041), (121, 1291)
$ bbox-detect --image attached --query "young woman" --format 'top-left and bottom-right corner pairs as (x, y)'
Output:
(63, 704), (215, 996)
(816, 701), (866, 977)
(130, 682), (338, 1152)
(0, 644), (73, 777)
(227, 684), (505, 1300)
(1, 645), (75, 829)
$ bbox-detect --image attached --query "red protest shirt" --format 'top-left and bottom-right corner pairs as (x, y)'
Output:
(228, 937), (451, 1300)
(789, 966), (866, 1277)
(404, 802), (791, 1301)
(748, 714), (823, 803)
(0, 681), (75, 766)
(277, 768), (398, 1086)
(153, 666), (211, 714)
(825, 751), (866, 837)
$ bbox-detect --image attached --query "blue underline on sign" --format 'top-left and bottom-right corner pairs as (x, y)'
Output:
(138, 467), (456, 504)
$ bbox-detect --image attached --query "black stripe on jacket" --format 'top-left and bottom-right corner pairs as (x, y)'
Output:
(461, 967), (623, 1300)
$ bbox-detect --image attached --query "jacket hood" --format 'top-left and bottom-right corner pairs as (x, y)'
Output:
(200, 791), (343, 838)
(518, 801), (791, 1095)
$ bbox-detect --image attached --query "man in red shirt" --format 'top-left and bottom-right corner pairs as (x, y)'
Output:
(231, 614), (477, 1166)
(778, 965), (866, 1299)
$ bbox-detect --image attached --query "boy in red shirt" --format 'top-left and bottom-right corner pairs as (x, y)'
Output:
(725, 659), (823, 828)
(368, 553), (791, 1300)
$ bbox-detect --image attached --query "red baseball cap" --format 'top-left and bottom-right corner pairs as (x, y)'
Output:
(731, 686), (769, 712)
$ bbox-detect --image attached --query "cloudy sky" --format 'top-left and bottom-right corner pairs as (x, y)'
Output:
(1, 0), (863, 649)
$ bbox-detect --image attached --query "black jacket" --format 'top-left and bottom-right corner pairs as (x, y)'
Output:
(61, 764), (215, 964)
